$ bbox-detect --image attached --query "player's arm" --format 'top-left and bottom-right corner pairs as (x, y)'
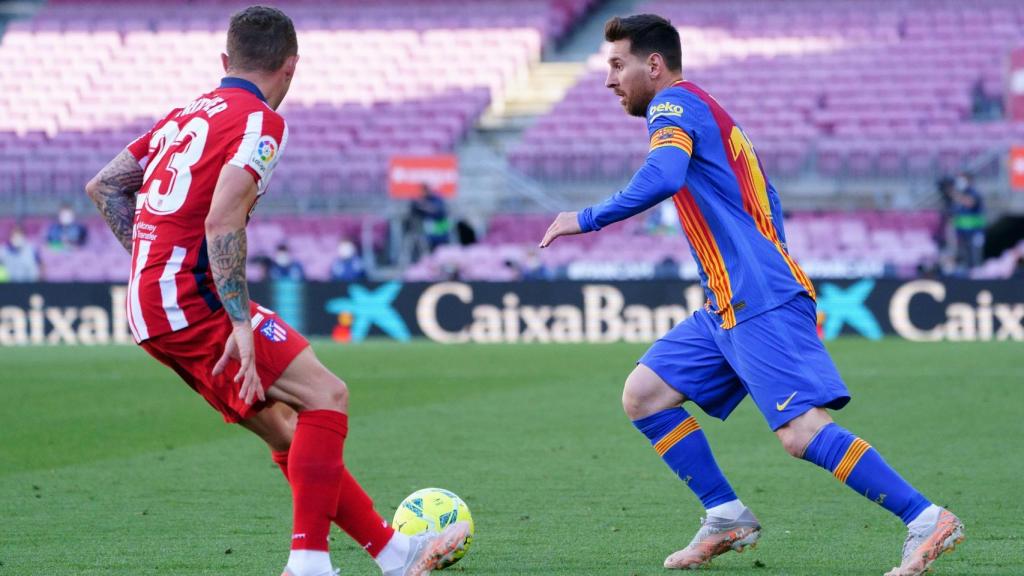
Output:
(207, 164), (262, 403)
(539, 144), (690, 247)
(85, 150), (144, 253)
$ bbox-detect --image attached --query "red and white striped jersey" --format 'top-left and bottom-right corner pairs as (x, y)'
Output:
(124, 77), (287, 342)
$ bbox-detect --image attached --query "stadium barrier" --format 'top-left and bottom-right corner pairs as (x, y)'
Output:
(0, 279), (1022, 346)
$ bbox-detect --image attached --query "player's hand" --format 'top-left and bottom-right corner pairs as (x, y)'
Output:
(212, 324), (264, 405)
(539, 211), (582, 248)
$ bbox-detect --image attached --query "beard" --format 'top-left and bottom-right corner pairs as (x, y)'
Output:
(626, 86), (655, 118)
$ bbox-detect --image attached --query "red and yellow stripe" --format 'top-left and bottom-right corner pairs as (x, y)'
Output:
(833, 438), (871, 484)
(734, 161), (816, 299)
(673, 188), (737, 328)
(654, 416), (700, 456)
(676, 80), (815, 300)
(649, 126), (693, 155)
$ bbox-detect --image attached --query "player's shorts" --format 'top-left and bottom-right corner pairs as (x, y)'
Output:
(639, 294), (849, 431)
(140, 301), (309, 423)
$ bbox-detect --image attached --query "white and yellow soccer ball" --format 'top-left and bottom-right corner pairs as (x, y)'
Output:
(392, 488), (474, 568)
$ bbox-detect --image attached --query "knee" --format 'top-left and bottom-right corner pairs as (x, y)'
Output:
(776, 425), (810, 458)
(621, 385), (647, 421)
(302, 372), (348, 413)
(322, 375), (349, 412)
(775, 408), (832, 458)
(622, 372), (669, 421)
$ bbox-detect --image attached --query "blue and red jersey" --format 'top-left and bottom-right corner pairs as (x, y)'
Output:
(578, 80), (814, 328)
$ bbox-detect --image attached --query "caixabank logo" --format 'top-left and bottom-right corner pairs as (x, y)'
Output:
(816, 279), (883, 340)
(324, 282), (410, 343)
(815, 279), (1024, 341)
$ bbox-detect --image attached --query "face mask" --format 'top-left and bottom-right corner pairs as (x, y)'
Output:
(59, 210), (73, 225)
(10, 234), (24, 248)
(338, 242), (355, 259)
(955, 177), (968, 192)
(275, 252), (290, 266)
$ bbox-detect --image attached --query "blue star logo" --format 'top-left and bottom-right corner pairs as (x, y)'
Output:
(325, 282), (410, 342)
(816, 279), (882, 340)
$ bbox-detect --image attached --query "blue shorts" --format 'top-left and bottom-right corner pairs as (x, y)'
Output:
(639, 295), (850, 431)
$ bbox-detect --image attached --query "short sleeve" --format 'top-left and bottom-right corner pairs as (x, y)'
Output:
(225, 109), (288, 193)
(125, 130), (152, 164)
(125, 109), (181, 167)
(645, 89), (698, 157)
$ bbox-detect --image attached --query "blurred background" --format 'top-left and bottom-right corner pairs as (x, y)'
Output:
(0, 0), (1022, 344)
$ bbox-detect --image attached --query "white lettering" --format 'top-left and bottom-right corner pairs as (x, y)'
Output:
(889, 280), (944, 342)
(416, 282), (471, 344)
(583, 285), (623, 343)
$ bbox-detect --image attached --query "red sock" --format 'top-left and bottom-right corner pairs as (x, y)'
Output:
(271, 449), (289, 479)
(334, 467), (396, 557)
(288, 410), (347, 551)
(270, 427), (395, 557)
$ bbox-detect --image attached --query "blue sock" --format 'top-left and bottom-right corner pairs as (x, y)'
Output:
(803, 423), (931, 524)
(633, 407), (738, 509)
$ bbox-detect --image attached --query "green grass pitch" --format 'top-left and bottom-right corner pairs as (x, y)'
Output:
(1, 340), (1021, 575)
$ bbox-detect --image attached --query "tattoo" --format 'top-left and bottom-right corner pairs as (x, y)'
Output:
(208, 228), (250, 324)
(88, 150), (143, 253)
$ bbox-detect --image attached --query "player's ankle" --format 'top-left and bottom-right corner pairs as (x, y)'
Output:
(375, 530), (411, 572)
(286, 549), (333, 576)
(705, 499), (745, 520)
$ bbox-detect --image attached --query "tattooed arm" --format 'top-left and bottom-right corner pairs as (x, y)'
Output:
(85, 150), (144, 253)
(207, 164), (262, 403)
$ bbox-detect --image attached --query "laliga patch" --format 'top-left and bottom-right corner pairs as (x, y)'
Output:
(249, 135), (279, 177)
(259, 317), (288, 343)
(648, 101), (683, 124)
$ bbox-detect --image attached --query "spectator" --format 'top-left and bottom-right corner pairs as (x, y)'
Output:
(645, 201), (679, 236)
(519, 249), (549, 281)
(330, 239), (366, 282)
(1011, 253), (1024, 280)
(267, 243), (305, 281)
(951, 172), (985, 272)
(1, 226), (42, 282)
(455, 217), (478, 246)
(935, 176), (956, 254)
(410, 184), (451, 252)
(654, 255), (682, 279)
(46, 203), (88, 249)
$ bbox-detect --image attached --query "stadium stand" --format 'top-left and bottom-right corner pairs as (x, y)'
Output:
(0, 214), (389, 282)
(1, 0), (1020, 283)
(402, 210), (944, 281)
(510, 0), (1024, 181)
(0, 0), (595, 210)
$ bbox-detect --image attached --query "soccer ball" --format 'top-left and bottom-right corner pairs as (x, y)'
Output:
(392, 488), (474, 568)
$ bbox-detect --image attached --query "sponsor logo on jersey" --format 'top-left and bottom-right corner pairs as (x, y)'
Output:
(648, 101), (683, 123)
(251, 135), (278, 175)
(259, 317), (288, 342)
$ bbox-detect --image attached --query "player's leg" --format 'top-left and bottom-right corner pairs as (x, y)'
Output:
(623, 365), (740, 517)
(628, 309), (760, 569)
(262, 347), (350, 576)
(268, 347), (468, 576)
(778, 409), (964, 576)
(730, 295), (963, 576)
(238, 402), (295, 475)
(242, 400), (400, 563)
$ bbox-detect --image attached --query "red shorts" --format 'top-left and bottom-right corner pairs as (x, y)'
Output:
(140, 301), (309, 423)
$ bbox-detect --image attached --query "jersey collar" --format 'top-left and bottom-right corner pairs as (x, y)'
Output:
(219, 77), (267, 102)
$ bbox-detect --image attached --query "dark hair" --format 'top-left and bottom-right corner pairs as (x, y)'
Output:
(604, 14), (681, 72)
(227, 5), (297, 73)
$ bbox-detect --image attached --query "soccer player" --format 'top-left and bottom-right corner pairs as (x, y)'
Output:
(85, 6), (467, 576)
(539, 15), (963, 576)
